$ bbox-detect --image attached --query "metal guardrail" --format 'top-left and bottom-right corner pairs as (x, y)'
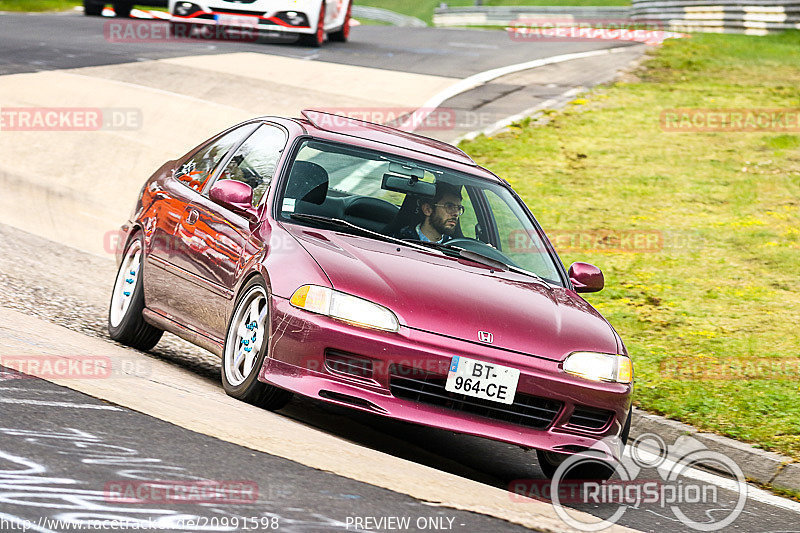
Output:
(351, 5), (427, 27)
(630, 0), (800, 33)
(433, 6), (631, 26)
(433, 2), (800, 34)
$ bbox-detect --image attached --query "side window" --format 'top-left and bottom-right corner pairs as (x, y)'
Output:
(216, 125), (286, 207)
(174, 127), (249, 192)
(484, 189), (559, 280)
(457, 186), (479, 240)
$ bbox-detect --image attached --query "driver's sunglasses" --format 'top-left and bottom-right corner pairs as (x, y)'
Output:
(433, 203), (466, 216)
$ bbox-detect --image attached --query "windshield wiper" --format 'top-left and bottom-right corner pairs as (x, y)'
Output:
(289, 214), (551, 285)
(412, 240), (550, 285)
(288, 213), (435, 254)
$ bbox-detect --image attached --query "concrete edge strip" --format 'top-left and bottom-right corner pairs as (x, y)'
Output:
(630, 408), (800, 492)
(451, 88), (583, 144)
(407, 46), (631, 131)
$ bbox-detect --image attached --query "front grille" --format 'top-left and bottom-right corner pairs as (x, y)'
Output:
(568, 405), (614, 430)
(389, 365), (561, 430)
(208, 8), (266, 16)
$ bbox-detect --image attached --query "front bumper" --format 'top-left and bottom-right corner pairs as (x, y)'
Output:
(170, 8), (313, 34)
(260, 297), (632, 459)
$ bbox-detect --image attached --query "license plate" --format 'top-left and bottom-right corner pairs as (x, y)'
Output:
(445, 356), (520, 405)
(214, 14), (259, 27)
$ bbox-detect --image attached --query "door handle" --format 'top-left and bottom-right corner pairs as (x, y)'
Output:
(186, 209), (199, 225)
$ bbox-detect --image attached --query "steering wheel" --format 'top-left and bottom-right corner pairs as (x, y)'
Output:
(444, 237), (516, 266)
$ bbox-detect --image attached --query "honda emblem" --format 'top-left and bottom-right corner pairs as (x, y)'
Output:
(478, 331), (493, 343)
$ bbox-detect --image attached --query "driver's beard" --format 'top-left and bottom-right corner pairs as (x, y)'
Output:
(431, 213), (456, 236)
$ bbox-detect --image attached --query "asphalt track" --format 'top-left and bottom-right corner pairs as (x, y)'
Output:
(0, 12), (633, 76)
(1, 12), (800, 533)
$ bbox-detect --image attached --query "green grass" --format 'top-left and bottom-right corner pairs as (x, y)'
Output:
(460, 31), (800, 460)
(352, 16), (393, 26)
(0, 0), (163, 11)
(356, 0), (630, 25)
(0, 0), (80, 11)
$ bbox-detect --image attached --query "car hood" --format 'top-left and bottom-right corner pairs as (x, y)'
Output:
(285, 225), (619, 362)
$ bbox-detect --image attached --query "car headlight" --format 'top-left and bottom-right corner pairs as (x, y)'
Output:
(289, 285), (400, 333)
(174, 2), (199, 16)
(563, 352), (633, 384)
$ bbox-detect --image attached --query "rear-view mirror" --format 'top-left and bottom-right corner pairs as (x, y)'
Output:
(381, 174), (436, 197)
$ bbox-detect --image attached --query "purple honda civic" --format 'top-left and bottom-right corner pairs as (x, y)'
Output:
(108, 110), (633, 479)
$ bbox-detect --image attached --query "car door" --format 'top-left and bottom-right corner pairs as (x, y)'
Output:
(144, 124), (255, 326)
(175, 123), (288, 341)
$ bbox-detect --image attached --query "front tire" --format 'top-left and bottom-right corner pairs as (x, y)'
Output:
(537, 450), (616, 481)
(299, 2), (325, 47)
(536, 407), (631, 481)
(221, 277), (292, 410)
(328, 1), (351, 42)
(108, 233), (163, 351)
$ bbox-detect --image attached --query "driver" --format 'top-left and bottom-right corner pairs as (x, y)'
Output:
(397, 182), (465, 243)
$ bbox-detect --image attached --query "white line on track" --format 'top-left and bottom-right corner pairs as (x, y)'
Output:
(452, 87), (583, 143)
(630, 447), (800, 515)
(448, 42), (499, 49)
(408, 46), (633, 131)
(0, 398), (122, 410)
(0, 386), (71, 393)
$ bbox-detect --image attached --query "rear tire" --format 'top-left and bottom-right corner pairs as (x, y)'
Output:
(83, 0), (104, 16)
(108, 233), (163, 351)
(221, 277), (292, 410)
(112, 1), (131, 17)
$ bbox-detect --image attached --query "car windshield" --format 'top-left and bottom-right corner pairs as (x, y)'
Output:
(278, 139), (564, 286)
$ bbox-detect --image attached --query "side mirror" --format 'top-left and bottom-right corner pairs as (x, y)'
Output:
(209, 180), (258, 222)
(568, 262), (604, 293)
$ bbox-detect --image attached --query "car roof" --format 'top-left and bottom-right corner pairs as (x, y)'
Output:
(295, 109), (478, 167)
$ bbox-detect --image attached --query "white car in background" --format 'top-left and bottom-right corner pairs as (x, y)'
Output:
(168, 0), (352, 46)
